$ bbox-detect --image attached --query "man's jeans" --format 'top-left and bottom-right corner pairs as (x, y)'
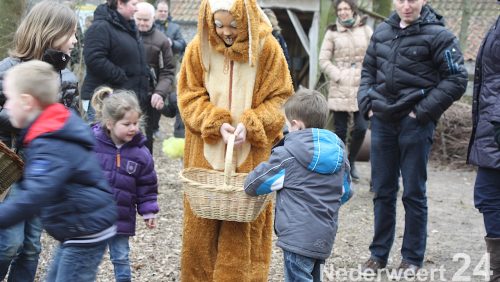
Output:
(46, 240), (108, 282)
(109, 235), (132, 282)
(283, 250), (324, 282)
(474, 167), (500, 238)
(0, 185), (43, 282)
(369, 116), (435, 267)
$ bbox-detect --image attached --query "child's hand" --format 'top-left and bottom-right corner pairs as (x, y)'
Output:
(144, 218), (157, 229)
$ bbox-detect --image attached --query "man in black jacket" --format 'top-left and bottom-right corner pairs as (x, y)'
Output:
(357, 0), (468, 276)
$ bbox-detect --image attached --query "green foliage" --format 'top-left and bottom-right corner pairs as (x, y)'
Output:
(373, 0), (392, 17)
(0, 0), (26, 59)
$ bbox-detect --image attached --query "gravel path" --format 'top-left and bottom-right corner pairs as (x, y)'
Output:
(31, 118), (486, 282)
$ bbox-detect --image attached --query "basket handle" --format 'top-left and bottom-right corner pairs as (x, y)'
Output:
(223, 134), (236, 186)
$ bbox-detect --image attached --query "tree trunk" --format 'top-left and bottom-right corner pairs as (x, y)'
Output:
(459, 0), (471, 52)
(0, 0), (26, 59)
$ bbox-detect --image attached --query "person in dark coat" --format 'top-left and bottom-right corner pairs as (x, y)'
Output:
(91, 86), (159, 282)
(0, 60), (117, 282)
(0, 2), (81, 280)
(263, 9), (291, 72)
(154, 0), (187, 139)
(154, 0), (187, 58)
(357, 0), (468, 276)
(467, 8), (500, 281)
(135, 2), (175, 152)
(81, 0), (149, 122)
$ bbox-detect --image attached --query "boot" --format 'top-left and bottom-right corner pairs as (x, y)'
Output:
(348, 134), (365, 181)
(486, 237), (500, 282)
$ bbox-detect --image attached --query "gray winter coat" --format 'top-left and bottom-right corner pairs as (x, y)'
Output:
(0, 56), (80, 146)
(244, 128), (351, 260)
(155, 19), (186, 56)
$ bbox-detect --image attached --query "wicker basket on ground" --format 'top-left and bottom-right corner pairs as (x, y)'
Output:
(179, 135), (272, 222)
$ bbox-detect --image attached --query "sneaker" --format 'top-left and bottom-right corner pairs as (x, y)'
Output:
(396, 261), (420, 279)
(153, 130), (162, 140)
(360, 258), (386, 277)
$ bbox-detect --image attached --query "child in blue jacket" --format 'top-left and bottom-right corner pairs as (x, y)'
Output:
(245, 89), (352, 282)
(0, 60), (117, 282)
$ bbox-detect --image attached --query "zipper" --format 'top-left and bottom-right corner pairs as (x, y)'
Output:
(116, 149), (121, 169)
(387, 33), (403, 95)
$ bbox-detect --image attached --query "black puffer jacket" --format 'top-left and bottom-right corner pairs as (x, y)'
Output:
(357, 5), (468, 124)
(82, 4), (149, 105)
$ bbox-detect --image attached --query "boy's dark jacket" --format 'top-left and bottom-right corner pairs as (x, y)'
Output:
(244, 128), (351, 260)
(0, 104), (117, 242)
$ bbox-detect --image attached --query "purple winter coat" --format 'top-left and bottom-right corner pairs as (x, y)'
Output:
(92, 124), (159, 235)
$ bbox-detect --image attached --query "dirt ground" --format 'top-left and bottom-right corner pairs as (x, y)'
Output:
(32, 117), (487, 282)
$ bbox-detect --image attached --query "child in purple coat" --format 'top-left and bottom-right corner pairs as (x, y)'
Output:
(91, 86), (159, 282)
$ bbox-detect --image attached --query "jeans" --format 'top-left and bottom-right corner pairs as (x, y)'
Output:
(332, 111), (367, 143)
(283, 250), (324, 282)
(45, 240), (107, 282)
(474, 167), (500, 238)
(369, 116), (435, 267)
(0, 185), (43, 282)
(109, 235), (131, 282)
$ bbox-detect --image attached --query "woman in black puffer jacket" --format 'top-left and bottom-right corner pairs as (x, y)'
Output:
(82, 0), (149, 121)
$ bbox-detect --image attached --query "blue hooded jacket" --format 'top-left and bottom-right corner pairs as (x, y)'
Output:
(0, 104), (117, 243)
(245, 128), (351, 259)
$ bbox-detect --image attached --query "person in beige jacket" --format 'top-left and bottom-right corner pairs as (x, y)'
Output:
(319, 0), (372, 180)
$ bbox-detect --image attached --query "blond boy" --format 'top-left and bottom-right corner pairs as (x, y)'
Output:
(0, 60), (117, 281)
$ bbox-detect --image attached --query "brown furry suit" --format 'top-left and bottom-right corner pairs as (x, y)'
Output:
(177, 0), (293, 281)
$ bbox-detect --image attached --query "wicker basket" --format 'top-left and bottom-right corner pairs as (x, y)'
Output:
(0, 141), (24, 196)
(180, 135), (273, 222)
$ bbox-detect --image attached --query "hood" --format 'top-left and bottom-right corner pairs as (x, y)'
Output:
(93, 3), (137, 34)
(283, 128), (345, 175)
(197, 0), (272, 71)
(92, 123), (146, 148)
(386, 4), (445, 28)
(23, 103), (94, 149)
